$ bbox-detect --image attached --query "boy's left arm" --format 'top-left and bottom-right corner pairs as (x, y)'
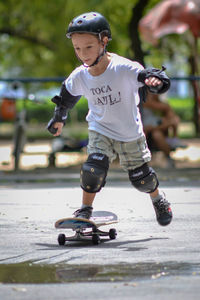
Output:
(138, 66), (170, 94)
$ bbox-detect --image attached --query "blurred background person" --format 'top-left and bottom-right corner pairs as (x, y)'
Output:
(142, 92), (186, 168)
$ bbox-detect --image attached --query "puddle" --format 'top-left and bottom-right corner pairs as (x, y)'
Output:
(0, 262), (200, 284)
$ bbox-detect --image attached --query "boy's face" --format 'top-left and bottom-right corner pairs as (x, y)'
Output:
(71, 33), (103, 66)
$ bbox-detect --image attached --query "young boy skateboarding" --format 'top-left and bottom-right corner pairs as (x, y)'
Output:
(48, 12), (172, 226)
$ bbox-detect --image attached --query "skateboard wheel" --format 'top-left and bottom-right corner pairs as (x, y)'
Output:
(58, 233), (66, 245)
(92, 234), (101, 245)
(109, 228), (117, 239)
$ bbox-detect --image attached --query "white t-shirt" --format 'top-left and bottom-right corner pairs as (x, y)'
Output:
(65, 53), (145, 142)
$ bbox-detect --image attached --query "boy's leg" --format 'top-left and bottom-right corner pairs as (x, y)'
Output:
(82, 191), (96, 206)
(74, 131), (115, 219)
(74, 152), (108, 219)
(128, 164), (172, 226)
(115, 136), (172, 226)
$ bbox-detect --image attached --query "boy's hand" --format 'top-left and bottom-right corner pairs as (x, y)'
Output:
(145, 76), (163, 87)
(47, 119), (64, 136)
(138, 66), (170, 94)
(53, 122), (64, 136)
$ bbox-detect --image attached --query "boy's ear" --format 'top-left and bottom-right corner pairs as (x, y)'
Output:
(102, 36), (108, 46)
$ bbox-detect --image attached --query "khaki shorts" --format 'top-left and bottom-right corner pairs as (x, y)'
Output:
(87, 130), (151, 171)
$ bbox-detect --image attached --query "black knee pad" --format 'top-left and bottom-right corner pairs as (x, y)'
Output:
(128, 163), (159, 193)
(80, 153), (109, 193)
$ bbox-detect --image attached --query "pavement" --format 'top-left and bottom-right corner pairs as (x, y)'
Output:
(0, 139), (200, 299)
(0, 184), (200, 299)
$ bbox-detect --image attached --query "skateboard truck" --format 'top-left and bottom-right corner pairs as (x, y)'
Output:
(55, 211), (118, 245)
(58, 226), (117, 245)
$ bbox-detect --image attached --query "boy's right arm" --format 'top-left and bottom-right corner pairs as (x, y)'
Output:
(47, 82), (81, 135)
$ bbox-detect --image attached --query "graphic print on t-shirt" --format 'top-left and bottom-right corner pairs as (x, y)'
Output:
(90, 84), (121, 106)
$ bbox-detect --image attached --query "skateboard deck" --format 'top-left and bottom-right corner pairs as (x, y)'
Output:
(55, 211), (118, 245)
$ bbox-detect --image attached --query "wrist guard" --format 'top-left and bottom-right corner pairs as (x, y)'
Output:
(47, 96), (68, 134)
(47, 82), (81, 135)
(138, 66), (170, 94)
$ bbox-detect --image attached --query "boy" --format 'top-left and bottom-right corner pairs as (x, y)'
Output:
(47, 12), (172, 226)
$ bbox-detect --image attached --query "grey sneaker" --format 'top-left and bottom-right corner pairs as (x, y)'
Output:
(152, 193), (172, 226)
(73, 206), (93, 219)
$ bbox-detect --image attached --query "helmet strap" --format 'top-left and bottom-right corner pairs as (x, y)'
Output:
(85, 47), (106, 68)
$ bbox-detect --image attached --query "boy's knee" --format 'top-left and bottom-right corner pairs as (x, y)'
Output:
(128, 163), (159, 193)
(80, 153), (109, 193)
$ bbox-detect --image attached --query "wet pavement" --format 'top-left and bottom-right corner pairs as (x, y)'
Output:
(0, 262), (200, 284)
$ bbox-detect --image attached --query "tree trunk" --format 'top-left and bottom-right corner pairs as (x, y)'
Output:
(129, 0), (151, 66)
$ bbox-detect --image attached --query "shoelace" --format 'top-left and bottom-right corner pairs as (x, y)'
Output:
(73, 207), (92, 218)
(154, 199), (170, 213)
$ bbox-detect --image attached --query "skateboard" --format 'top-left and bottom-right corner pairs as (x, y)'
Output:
(55, 211), (118, 245)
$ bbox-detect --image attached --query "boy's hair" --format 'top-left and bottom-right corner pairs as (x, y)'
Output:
(66, 12), (112, 41)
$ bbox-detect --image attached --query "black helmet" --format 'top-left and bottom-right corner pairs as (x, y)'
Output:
(66, 12), (112, 40)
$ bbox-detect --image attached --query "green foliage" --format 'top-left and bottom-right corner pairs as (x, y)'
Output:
(75, 97), (88, 122)
(0, 0), (73, 77)
(0, 0), (199, 78)
(16, 99), (54, 122)
(168, 97), (194, 122)
(0, 0), (138, 78)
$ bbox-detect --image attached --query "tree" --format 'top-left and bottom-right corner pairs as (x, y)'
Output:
(0, 0), (160, 78)
(0, 0), (73, 77)
(0, 0), (189, 80)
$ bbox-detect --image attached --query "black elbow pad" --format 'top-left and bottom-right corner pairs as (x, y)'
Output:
(60, 83), (82, 108)
(51, 83), (81, 109)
